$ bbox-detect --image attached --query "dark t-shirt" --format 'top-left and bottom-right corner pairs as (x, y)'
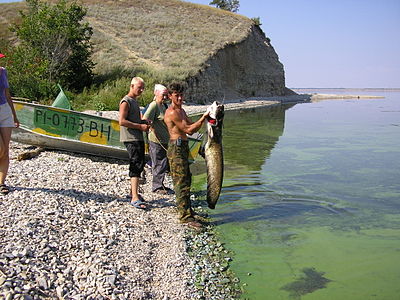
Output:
(119, 95), (144, 142)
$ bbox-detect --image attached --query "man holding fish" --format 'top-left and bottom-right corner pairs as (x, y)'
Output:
(164, 83), (209, 229)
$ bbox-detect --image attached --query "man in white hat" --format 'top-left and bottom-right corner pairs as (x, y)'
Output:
(143, 84), (174, 194)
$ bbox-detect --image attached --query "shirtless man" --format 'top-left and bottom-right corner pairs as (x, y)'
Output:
(164, 83), (209, 228)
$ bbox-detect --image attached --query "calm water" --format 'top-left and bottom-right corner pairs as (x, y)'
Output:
(193, 89), (400, 300)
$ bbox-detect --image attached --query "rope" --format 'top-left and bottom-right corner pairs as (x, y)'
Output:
(149, 128), (204, 153)
(149, 127), (168, 152)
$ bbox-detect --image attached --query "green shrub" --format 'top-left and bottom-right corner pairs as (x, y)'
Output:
(3, 44), (58, 101)
(8, 0), (94, 99)
(251, 17), (262, 26)
(71, 73), (166, 111)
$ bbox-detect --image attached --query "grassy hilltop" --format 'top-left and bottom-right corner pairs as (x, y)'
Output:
(85, 0), (253, 79)
(0, 0), (263, 109)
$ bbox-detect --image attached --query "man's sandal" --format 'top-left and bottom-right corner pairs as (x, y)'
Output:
(130, 200), (147, 210)
(154, 187), (175, 195)
(0, 184), (10, 195)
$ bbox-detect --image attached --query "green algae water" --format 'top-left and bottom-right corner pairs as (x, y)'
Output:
(193, 89), (400, 300)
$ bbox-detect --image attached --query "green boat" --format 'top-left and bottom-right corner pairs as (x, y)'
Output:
(11, 100), (203, 161)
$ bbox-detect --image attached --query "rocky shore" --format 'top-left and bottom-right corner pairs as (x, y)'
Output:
(1, 144), (239, 300)
(1, 93), (379, 299)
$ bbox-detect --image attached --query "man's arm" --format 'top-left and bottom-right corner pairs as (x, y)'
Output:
(167, 109), (208, 135)
(143, 102), (159, 138)
(119, 101), (150, 131)
(183, 110), (194, 125)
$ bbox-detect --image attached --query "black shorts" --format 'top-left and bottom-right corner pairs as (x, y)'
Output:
(124, 141), (145, 177)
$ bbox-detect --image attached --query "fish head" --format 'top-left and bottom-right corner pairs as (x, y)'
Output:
(207, 101), (224, 123)
(207, 101), (224, 140)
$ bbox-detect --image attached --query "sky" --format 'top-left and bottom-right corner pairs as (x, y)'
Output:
(187, 0), (400, 88)
(2, 0), (400, 88)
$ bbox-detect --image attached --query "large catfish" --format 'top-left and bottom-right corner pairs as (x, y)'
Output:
(205, 101), (224, 209)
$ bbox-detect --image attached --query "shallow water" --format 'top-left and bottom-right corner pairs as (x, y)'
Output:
(193, 89), (400, 299)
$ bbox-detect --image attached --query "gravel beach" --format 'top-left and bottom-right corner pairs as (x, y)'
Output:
(1, 93), (375, 299)
(2, 142), (203, 299)
(2, 140), (242, 300)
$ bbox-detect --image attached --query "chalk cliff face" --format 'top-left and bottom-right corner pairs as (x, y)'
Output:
(185, 26), (294, 104)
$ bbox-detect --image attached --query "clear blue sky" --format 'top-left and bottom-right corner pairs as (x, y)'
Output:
(188, 0), (400, 88)
(2, 0), (399, 88)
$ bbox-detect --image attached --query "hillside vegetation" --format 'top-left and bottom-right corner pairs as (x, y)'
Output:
(0, 0), (267, 109)
(85, 0), (253, 79)
(1, 0), (253, 78)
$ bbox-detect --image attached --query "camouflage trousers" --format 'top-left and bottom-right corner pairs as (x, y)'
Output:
(167, 140), (194, 222)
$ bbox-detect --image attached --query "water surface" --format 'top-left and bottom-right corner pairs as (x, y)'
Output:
(193, 89), (400, 299)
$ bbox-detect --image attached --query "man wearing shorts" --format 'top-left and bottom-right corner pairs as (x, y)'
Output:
(119, 77), (151, 209)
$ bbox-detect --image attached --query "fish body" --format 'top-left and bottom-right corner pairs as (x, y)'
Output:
(205, 101), (224, 209)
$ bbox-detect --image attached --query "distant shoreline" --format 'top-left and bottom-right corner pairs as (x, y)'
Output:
(182, 93), (384, 116)
(95, 93), (385, 120)
(292, 88), (400, 92)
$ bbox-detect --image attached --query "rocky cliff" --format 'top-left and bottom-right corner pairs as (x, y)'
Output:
(185, 25), (294, 103)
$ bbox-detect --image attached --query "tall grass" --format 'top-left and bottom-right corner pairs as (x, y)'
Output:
(87, 0), (252, 77)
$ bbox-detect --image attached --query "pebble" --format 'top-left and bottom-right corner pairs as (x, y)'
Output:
(1, 142), (241, 299)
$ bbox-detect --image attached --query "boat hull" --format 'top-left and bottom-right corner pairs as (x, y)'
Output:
(12, 126), (129, 160)
(12, 101), (202, 161)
